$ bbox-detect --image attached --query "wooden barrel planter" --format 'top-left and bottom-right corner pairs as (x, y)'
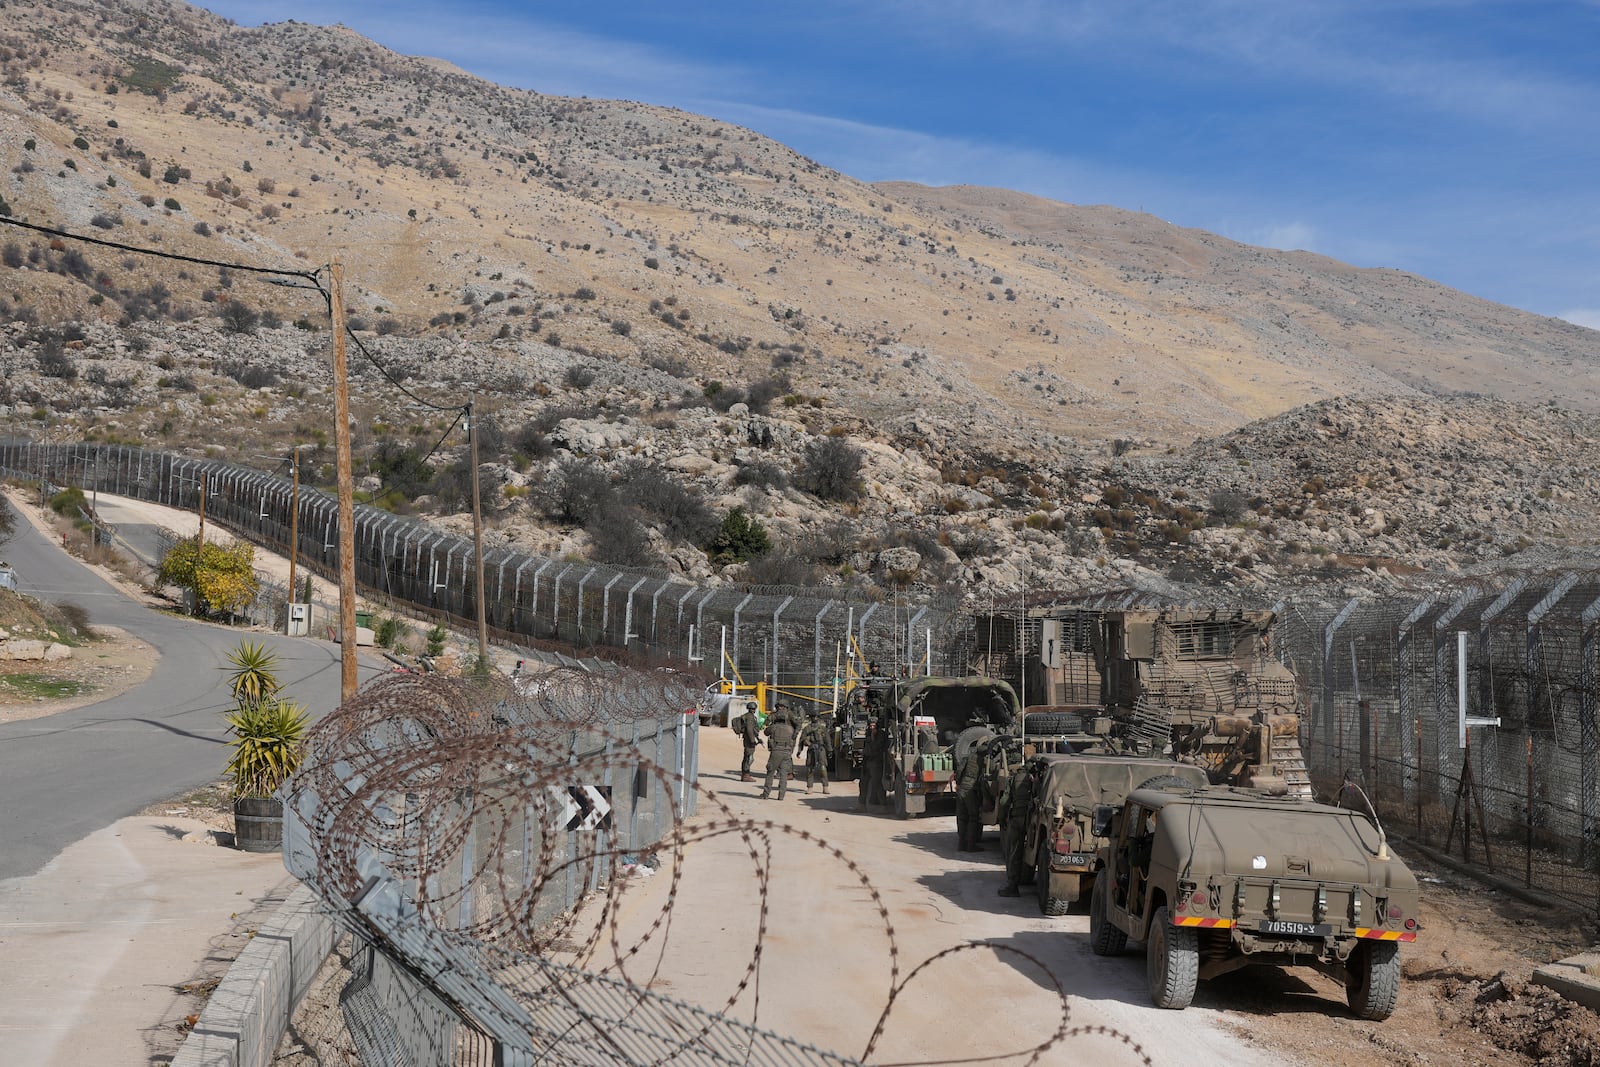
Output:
(234, 796), (284, 852)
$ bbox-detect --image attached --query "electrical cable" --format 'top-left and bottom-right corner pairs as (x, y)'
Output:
(0, 215), (321, 281)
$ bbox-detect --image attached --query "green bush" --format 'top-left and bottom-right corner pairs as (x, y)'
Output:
(708, 506), (772, 563)
(374, 616), (408, 650)
(425, 624), (448, 657)
(48, 486), (88, 516)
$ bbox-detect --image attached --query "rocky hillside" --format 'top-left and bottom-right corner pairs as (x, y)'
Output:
(2, 0), (1599, 599)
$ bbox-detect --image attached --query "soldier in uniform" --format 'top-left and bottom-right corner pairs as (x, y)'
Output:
(796, 710), (831, 793)
(734, 700), (762, 782)
(954, 726), (986, 851)
(760, 704), (799, 800)
(858, 719), (888, 810)
(997, 760), (1038, 897)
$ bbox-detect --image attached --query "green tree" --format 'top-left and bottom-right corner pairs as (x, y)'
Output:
(158, 539), (260, 616)
(707, 506), (772, 563)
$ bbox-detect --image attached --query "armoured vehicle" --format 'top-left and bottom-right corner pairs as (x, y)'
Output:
(975, 607), (1313, 797)
(1089, 782), (1420, 1020)
(1023, 756), (1208, 916)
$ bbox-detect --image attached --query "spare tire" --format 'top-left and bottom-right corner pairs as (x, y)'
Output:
(953, 726), (995, 765)
(1023, 711), (1084, 736)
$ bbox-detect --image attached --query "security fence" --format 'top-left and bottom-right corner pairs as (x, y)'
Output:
(1274, 578), (1600, 908)
(279, 670), (869, 1066)
(0, 440), (958, 687)
(962, 578), (1600, 915)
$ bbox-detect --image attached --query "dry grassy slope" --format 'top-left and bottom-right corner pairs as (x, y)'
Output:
(2, 0), (1598, 451)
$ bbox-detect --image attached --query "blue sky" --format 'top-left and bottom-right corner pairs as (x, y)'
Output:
(202, 1), (1600, 328)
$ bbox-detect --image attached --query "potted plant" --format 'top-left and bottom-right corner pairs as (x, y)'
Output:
(222, 641), (309, 852)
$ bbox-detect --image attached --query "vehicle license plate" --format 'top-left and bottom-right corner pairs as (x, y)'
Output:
(1258, 920), (1330, 937)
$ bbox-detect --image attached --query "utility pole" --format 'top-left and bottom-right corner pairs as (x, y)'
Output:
(330, 261), (358, 700)
(466, 397), (489, 670)
(197, 470), (207, 549)
(288, 444), (303, 633)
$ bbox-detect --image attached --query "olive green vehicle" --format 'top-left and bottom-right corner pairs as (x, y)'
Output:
(1023, 757), (1208, 916)
(891, 676), (1018, 819)
(1089, 783), (1420, 1020)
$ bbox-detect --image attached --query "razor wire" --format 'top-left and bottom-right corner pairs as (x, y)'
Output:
(280, 670), (1144, 1067)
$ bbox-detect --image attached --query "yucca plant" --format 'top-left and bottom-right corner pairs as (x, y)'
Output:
(224, 697), (309, 799)
(224, 640), (282, 708)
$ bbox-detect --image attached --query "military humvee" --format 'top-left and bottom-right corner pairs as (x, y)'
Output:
(1089, 783), (1420, 1020)
(1023, 757), (1208, 916)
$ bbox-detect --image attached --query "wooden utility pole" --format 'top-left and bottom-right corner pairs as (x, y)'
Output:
(330, 261), (358, 700)
(467, 397), (489, 669)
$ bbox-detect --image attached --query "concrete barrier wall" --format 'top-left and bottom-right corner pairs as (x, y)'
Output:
(170, 883), (335, 1067)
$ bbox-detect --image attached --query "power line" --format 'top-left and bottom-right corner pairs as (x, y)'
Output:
(5, 212), (471, 427)
(0, 215), (320, 281)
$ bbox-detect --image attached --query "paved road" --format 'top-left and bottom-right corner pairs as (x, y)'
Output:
(0, 512), (382, 882)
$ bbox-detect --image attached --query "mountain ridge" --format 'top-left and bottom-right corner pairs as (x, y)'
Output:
(3, 0), (1599, 596)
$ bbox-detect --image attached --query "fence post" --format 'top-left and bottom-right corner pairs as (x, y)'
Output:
(770, 596), (793, 691)
(1322, 598), (1359, 776)
(1580, 593), (1600, 866)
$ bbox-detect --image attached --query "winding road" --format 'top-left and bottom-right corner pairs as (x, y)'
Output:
(0, 505), (382, 882)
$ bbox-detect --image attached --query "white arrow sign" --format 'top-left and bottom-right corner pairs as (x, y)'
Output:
(546, 786), (613, 831)
(547, 787), (577, 831)
(580, 786), (612, 831)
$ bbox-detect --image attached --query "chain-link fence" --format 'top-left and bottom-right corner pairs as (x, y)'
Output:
(0, 440), (958, 686)
(962, 578), (1600, 917)
(1272, 577), (1600, 910)
(279, 669), (876, 1066)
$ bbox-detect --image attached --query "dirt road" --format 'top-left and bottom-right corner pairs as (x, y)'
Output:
(562, 725), (1290, 1066)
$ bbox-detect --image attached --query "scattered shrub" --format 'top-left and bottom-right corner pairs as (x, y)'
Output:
(798, 436), (863, 502)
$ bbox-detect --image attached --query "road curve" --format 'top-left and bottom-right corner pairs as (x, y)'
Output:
(0, 511), (383, 882)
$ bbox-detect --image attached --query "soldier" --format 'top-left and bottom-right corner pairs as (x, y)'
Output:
(760, 704), (799, 800)
(734, 700), (762, 783)
(997, 761), (1038, 897)
(796, 711), (831, 793)
(859, 719), (888, 810)
(954, 726), (986, 852)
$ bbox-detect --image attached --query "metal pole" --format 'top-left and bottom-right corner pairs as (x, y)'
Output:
(466, 399), (489, 669)
(287, 447), (300, 619)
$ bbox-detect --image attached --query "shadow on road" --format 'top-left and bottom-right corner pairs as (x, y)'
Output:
(897, 827), (1001, 866)
(971, 928), (1359, 1020)
(80, 716), (228, 743)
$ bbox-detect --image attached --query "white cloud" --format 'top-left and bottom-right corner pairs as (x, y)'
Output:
(876, 0), (1600, 134)
(1257, 222), (1318, 253)
(1559, 309), (1600, 331)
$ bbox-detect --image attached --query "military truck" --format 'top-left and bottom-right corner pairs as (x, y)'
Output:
(890, 676), (1018, 819)
(1023, 756), (1208, 916)
(1088, 782), (1420, 1020)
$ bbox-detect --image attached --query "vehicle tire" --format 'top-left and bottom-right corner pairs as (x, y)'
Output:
(1036, 850), (1071, 916)
(1347, 940), (1401, 1021)
(1147, 906), (1199, 1010)
(1135, 774), (1199, 794)
(953, 726), (995, 765)
(1089, 874), (1127, 956)
(1024, 711), (1083, 736)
